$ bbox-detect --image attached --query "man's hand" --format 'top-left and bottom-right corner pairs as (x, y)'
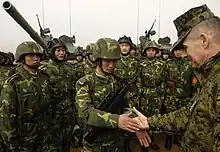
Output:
(136, 130), (151, 147)
(118, 112), (140, 132)
(133, 107), (149, 130)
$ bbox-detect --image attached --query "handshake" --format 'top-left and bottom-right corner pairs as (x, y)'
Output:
(118, 107), (151, 147)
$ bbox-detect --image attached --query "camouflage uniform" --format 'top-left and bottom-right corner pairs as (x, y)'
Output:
(40, 38), (81, 151)
(130, 40), (165, 152)
(114, 36), (140, 81)
(149, 5), (220, 152)
(0, 41), (51, 152)
(75, 38), (127, 152)
(135, 40), (164, 117)
(83, 43), (98, 75)
(74, 47), (86, 77)
(162, 57), (192, 112)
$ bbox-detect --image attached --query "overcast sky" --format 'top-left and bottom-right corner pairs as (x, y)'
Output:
(0, 0), (220, 53)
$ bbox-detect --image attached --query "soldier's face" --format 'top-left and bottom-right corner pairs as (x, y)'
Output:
(101, 59), (117, 73)
(120, 43), (131, 55)
(183, 36), (205, 68)
(156, 50), (162, 57)
(24, 54), (41, 68)
(162, 54), (169, 60)
(54, 46), (66, 61)
(76, 55), (83, 62)
(174, 50), (183, 58)
(130, 49), (136, 56)
(146, 48), (157, 59)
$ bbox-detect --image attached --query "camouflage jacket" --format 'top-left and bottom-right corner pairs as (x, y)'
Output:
(0, 65), (17, 92)
(0, 66), (51, 152)
(134, 58), (165, 117)
(149, 52), (220, 152)
(163, 58), (192, 98)
(39, 60), (80, 150)
(75, 72), (129, 146)
(83, 59), (96, 75)
(114, 55), (140, 80)
(73, 61), (86, 77)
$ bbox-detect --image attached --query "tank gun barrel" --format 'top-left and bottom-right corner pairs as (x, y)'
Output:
(3, 1), (47, 49)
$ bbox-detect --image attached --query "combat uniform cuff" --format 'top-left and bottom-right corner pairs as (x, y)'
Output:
(109, 114), (119, 128)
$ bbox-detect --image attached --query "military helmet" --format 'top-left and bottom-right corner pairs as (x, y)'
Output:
(94, 38), (121, 61)
(75, 46), (84, 56)
(118, 35), (133, 46)
(86, 43), (98, 55)
(47, 38), (68, 57)
(143, 40), (159, 50)
(15, 41), (43, 62)
(132, 43), (137, 50)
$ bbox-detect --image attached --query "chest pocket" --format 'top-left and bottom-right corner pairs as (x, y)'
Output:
(88, 74), (117, 109)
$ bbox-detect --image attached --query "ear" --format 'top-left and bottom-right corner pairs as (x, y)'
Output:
(200, 33), (209, 49)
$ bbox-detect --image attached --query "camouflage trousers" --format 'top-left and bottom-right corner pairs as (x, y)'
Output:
(81, 139), (126, 152)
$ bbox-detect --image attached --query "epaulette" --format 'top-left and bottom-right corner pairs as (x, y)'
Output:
(4, 73), (21, 84)
(64, 62), (75, 68)
(77, 74), (93, 86)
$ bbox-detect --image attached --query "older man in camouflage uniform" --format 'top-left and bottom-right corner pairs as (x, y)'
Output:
(136, 4), (220, 152)
(0, 41), (51, 151)
(75, 38), (144, 152)
(39, 38), (81, 151)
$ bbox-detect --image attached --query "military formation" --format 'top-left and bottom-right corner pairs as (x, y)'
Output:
(0, 1), (220, 152)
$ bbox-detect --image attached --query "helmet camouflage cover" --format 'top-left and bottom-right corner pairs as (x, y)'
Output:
(143, 40), (159, 50)
(86, 43), (98, 55)
(47, 38), (68, 56)
(118, 35), (133, 46)
(15, 41), (43, 62)
(94, 38), (121, 61)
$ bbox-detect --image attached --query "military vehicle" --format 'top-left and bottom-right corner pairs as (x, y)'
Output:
(3, 1), (77, 60)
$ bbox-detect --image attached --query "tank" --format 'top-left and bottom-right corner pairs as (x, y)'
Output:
(3, 1), (78, 60)
(3, 1), (47, 50)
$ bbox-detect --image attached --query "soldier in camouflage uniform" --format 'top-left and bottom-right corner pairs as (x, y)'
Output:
(159, 47), (193, 151)
(135, 40), (164, 117)
(114, 36), (140, 80)
(39, 38), (81, 151)
(163, 48), (193, 113)
(136, 4), (220, 152)
(0, 41), (51, 151)
(131, 40), (165, 151)
(73, 46), (86, 77)
(130, 43), (138, 57)
(75, 38), (142, 152)
(83, 43), (98, 75)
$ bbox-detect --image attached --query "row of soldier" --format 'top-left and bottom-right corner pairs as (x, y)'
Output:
(0, 35), (195, 152)
(0, 3), (219, 152)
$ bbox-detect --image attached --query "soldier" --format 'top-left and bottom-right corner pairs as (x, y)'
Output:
(136, 4), (220, 152)
(163, 47), (193, 113)
(159, 47), (193, 151)
(75, 38), (144, 152)
(132, 40), (165, 151)
(130, 43), (138, 57)
(114, 35), (140, 81)
(39, 38), (81, 151)
(73, 47), (86, 80)
(83, 43), (98, 75)
(0, 41), (51, 151)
